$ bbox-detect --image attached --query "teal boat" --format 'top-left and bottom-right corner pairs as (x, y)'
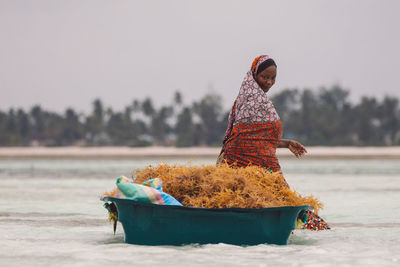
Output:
(103, 196), (310, 246)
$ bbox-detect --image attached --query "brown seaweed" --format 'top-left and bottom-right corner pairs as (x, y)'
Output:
(126, 163), (323, 212)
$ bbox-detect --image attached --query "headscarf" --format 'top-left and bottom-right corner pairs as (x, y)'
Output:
(251, 55), (277, 76)
(223, 55), (280, 143)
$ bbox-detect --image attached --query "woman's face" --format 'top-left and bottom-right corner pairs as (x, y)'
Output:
(255, 65), (277, 93)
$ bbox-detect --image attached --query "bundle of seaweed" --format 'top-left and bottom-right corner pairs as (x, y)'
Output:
(128, 163), (322, 212)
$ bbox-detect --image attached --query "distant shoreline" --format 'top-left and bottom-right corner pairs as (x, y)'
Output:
(1, 146), (400, 159)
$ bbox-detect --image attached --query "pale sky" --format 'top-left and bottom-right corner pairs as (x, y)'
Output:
(1, 0), (399, 113)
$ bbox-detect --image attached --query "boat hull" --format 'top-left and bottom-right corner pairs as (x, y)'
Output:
(103, 197), (310, 246)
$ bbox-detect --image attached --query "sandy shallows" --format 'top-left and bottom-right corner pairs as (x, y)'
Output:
(1, 146), (400, 159)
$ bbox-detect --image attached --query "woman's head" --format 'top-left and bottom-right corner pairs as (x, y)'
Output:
(251, 55), (277, 93)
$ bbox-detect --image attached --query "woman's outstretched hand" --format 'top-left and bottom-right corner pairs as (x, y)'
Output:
(288, 140), (307, 158)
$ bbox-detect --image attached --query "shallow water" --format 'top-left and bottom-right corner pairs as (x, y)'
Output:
(0, 157), (399, 266)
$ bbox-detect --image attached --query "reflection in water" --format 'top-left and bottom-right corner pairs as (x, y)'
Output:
(101, 234), (125, 244)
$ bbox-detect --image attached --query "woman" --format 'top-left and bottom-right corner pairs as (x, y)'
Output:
(219, 55), (306, 171)
(219, 55), (329, 230)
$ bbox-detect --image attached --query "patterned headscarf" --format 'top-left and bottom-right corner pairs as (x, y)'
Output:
(251, 55), (277, 76)
(236, 55), (279, 123)
(251, 55), (271, 75)
(223, 55), (280, 143)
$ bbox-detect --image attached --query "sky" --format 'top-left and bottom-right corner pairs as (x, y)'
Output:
(1, 0), (399, 113)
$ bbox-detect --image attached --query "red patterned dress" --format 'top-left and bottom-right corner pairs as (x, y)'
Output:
(221, 69), (282, 172)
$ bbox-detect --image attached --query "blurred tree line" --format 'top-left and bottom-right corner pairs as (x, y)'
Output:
(1, 85), (400, 147)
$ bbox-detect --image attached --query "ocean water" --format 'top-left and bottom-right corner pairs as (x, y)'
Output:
(0, 157), (399, 266)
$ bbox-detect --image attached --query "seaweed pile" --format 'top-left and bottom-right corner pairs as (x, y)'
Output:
(120, 163), (323, 212)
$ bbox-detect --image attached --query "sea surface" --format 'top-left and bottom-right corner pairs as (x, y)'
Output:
(0, 157), (399, 266)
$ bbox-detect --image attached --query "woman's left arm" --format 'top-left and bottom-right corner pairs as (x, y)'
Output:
(278, 139), (307, 158)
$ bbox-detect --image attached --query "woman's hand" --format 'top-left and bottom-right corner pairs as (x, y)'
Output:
(287, 140), (307, 158)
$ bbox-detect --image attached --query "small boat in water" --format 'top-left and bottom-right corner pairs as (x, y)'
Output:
(102, 196), (311, 245)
